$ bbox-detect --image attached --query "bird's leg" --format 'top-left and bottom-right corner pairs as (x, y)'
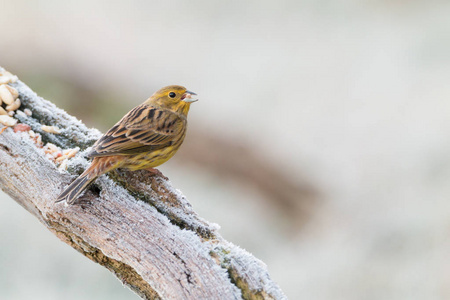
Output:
(147, 167), (162, 176)
(146, 168), (168, 180)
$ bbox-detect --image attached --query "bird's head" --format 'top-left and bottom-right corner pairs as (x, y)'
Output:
(146, 85), (198, 116)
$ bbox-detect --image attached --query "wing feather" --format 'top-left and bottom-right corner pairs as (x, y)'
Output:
(87, 105), (185, 157)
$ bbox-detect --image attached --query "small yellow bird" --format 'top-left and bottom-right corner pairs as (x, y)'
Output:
(57, 85), (198, 205)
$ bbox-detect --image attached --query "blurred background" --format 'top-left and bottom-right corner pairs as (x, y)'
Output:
(1, 1), (450, 299)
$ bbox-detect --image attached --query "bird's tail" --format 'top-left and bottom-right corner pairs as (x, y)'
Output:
(57, 157), (120, 205)
(56, 168), (98, 205)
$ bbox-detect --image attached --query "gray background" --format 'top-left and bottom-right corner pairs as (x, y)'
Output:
(1, 1), (450, 299)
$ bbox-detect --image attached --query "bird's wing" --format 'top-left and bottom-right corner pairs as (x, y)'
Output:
(87, 105), (185, 157)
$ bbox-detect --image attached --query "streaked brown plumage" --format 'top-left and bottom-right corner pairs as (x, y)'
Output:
(57, 85), (198, 204)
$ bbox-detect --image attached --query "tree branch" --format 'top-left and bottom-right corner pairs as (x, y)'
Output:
(0, 68), (286, 300)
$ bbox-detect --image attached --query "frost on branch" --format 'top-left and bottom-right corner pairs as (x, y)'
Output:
(0, 67), (286, 300)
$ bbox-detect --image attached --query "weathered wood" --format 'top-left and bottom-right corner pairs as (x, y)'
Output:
(0, 69), (286, 300)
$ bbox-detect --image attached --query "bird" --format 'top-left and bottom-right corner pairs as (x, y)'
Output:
(57, 85), (198, 205)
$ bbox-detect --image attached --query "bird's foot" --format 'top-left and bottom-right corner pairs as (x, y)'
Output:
(146, 168), (168, 180)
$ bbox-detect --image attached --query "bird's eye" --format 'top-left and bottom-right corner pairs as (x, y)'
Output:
(169, 92), (176, 98)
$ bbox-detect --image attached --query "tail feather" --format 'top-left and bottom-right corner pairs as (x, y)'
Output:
(56, 171), (97, 205)
(57, 156), (120, 205)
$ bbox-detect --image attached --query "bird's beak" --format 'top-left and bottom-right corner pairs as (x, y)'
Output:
(181, 90), (198, 103)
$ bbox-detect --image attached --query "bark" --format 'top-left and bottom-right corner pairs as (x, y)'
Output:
(0, 69), (287, 300)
